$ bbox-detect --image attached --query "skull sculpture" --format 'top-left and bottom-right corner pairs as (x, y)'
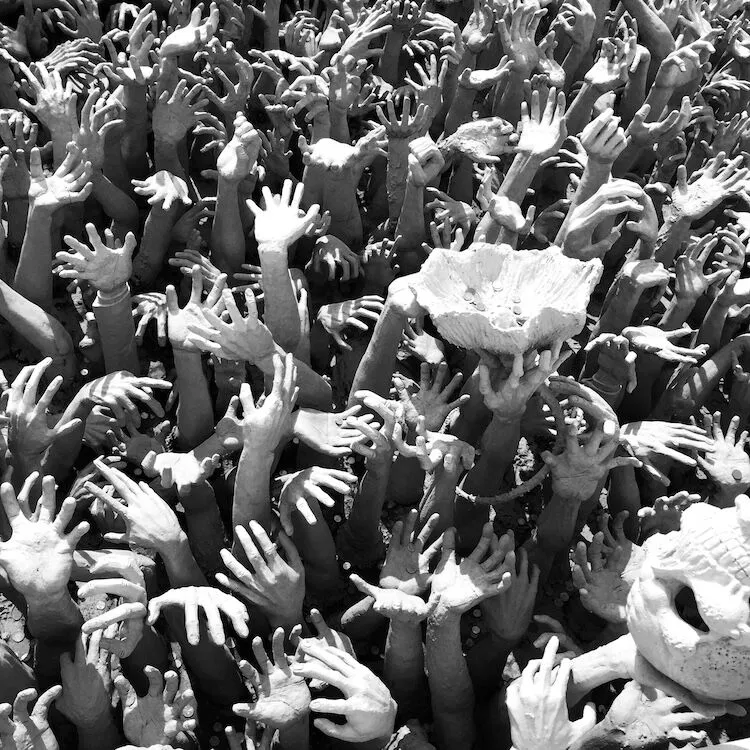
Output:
(409, 243), (603, 355)
(626, 495), (750, 700)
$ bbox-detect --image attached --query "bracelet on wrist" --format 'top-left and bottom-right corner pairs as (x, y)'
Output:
(587, 373), (623, 396)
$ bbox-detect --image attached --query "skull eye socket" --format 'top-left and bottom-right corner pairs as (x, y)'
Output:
(674, 586), (710, 633)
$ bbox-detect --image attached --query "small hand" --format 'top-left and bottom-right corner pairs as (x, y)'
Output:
(393, 361), (469, 432)
(57, 631), (112, 730)
(56, 222), (135, 292)
(292, 643), (397, 743)
(115, 666), (197, 747)
(310, 235), (362, 281)
(696, 410), (750, 495)
(0, 475), (89, 603)
(27, 143), (92, 209)
(216, 521), (305, 628)
(622, 324), (708, 364)
(350, 574), (438, 623)
(379, 509), (442, 595)
(638, 491), (700, 537)
(148, 586), (250, 646)
(160, 2), (219, 57)
(407, 134), (445, 187)
(132, 170), (192, 211)
(430, 524), (513, 614)
(6, 358), (81, 458)
(277, 466), (357, 535)
(506, 637), (596, 750)
(0, 687), (62, 750)
(247, 179), (320, 247)
(85, 459), (186, 554)
(79, 571), (147, 657)
(541, 420), (639, 503)
(234, 629), (311, 729)
(605, 681), (710, 747)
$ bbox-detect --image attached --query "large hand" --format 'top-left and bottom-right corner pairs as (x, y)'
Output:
(654, 39), (714, 89)
(115, 666), (197, 747)
(187, 288), (276, 365)
(152, 77), (210, 145)
(481, 545), (540, 645)
(140, 450), (221, 498)
(0, 686), (62, 750)
(132, 171), (192, 211)
(133, 292), (168, 346)
(83, 371), (171, 426)
(516, 86), (567, 160)
(292, 643), (397, 743)
(6, 358), (81, 457)
(278, 466), (357, 535)
(166, 266), (227, 352)
(620, 420), (714, 484)
(665, 154), (749, 223)
(57, 631), (112, 729)
(605, 681), (710, 747)
(572, 529), (633, 624)
(496, 1), (546, 73)
(234, 629), (311, 729)
(506, 637), (596, 750)
(696, 410), (750, 496)
(79, 571), (147, 658)
(0, 476), (88, 602)
(479, 343), (570, 420)
(579, 107), (627, 164)
(71, 87), (123, 170)
(237, 353), (297, 453)
(317, 297), (383, 351)
(407, 135), (445, 187)
(291, 406), (370, 457)
(622, 324), (708, 364)
(27, 143), (92, 209)
(148, 586), (249, 646)
(461, 0), (494, 53)
(290, 608), (356, 662)
(248, 179), (320, 247)
(379, 509), (441, 595)
(56, 222), (135, 292)
(674, 237), (730, 302)
(217, 113), (263, 184)
(560, 179), (643, 259)
(160, 2), (219, 57)
(430, 525), (512, 614)
(86, 460), (186, 554)
(638, 491), (700, 537)
(17, 61), (77, 135)
(392, 416), (475, 473)
(310, 235), (362, 281)
(393, 362), (469, 432)
(584, 35), (635, 91)
(216, 521), (305, 628)
(542, 421), (639, 503)
(350, 574), (438, 623)
(54, 0), (103, 41)
(625, 98), (691, 150)
(583, 333), (637, 393)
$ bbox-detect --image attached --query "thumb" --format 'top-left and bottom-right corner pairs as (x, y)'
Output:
(147, 599), (162, 625)
(572, 701), (597, 737)
(349, 573), (378, 599)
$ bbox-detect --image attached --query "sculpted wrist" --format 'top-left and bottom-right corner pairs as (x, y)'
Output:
(95, 283), (130, 306)
(156, 528), (190, 563)
(586, 372), (624, 395)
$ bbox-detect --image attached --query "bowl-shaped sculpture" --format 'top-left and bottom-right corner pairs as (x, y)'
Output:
(409, 243), (602, 355)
